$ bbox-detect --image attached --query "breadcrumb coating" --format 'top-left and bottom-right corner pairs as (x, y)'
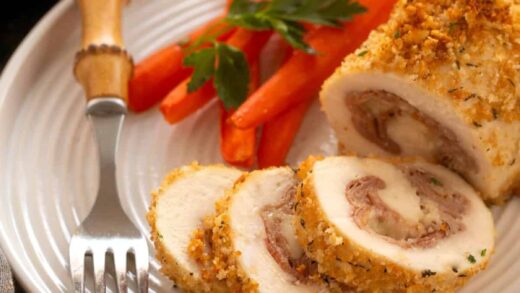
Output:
(201, 174), (260, 293)
(203, 169), (350, 293)
(147, 163), (230, 293)
(342, 0), (520, 123)
(294, 157), (491, 293)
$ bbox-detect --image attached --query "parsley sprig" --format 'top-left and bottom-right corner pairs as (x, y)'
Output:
(183, 43), (250, 109)
(228, 0), (366, 53)
(184, 0), (366, 109)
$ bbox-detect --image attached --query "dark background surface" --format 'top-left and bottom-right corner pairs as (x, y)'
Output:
(1, 2), (59, 291)
(0, 0), (58, 69)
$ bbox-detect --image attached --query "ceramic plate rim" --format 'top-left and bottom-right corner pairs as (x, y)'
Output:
(0, 0), (74, 291)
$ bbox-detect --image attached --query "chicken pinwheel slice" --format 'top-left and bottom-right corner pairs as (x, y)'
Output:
(147, 163), (242, 292)
(295, 156), (495, 293)
(207, 167), (343, 293)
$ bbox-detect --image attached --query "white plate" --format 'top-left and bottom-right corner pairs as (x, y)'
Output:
(0, 0), (518, 292)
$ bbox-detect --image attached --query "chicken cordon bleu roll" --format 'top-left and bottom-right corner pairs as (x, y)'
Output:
(204, 167), (345, 293)
(295, 156), (494, 292)
(320, 0), (520, 201)
(147, 163), (242, 292)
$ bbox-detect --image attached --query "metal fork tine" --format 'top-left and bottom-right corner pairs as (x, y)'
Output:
(134, 248), (149, 293)
(92, 248), (107, 293)
(69, 243), (87, 293)
(114, 249), (128, 293)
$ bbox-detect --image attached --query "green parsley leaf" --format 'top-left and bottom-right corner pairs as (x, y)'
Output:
(184, 48), (217, 92)
(268, 0), (366, 27)
(227, 14), (272, 30)
(481, 249), (487, 257)
(229, 0), (268, 15)
(214, 44), (250, 109)
(184, 22), (235, 55)
(227, 0), (366, 52)
(183, 44), (250, 108)
(227, 0), (273, 29)
(448, 22), (459, 34)
(357, 50), (368, 57)
(430, 177), (443, 186)
(269, 18), (315, 54)
(184, 0), (367, 110)
(467, 254), (476, 264)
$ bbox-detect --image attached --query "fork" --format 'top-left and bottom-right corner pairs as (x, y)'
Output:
(69, 0), (149, 292)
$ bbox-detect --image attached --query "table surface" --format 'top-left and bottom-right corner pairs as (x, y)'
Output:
(0, 2), (58, 291)
(0, 0), (58, 69)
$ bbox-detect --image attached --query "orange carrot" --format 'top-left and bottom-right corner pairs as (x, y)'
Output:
(160, 29), (272, 124)
(259, 34), (294, 82)
(257, 98), (313, 168)
(128, 16), (233, 112)
(129, 46), (191, 112)
(249, 60), (261, 92)
(231, 0), (397, 129)
(219, 61), (260, 167)
(220, 104), (257, 167)
(226, 29), (272, 64)
(158, 79), (217, 124)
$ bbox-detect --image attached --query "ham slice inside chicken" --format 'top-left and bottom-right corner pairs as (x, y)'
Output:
(345, 91), (478, 174)
(345, 166), (469, 248)
(261, 189), (318, 282)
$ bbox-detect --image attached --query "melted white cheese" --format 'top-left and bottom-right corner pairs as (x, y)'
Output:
(279, 213), (304, 259)
(229, 168), (317, 293)
(362, 158), (423, 223)
(386, 115), (436, 161)
(312, 157), (495, 273)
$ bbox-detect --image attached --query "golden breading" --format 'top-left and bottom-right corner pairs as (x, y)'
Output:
(147, 163), (237, 293)
(340, 0), (520, 123)
(294, 156), (492, 293)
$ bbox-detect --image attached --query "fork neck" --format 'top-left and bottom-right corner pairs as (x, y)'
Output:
(87, 97), (127, 116)
(87, 98), (127, 217)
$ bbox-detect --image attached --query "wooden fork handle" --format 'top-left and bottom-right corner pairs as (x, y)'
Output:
(74, 0), (133, 102)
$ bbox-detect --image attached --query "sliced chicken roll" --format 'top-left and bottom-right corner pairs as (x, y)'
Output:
(320, 0), (520, 202)
(207, 167), (336, 293)
(295, 156), (495, 292)
(147, 163), (242, 292)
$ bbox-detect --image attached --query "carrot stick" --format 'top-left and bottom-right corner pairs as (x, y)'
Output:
(129, 46), (191, 112)
(160, 29), (272, 124)
(257, 98), (313, 168)
(226, 29), (272, 64)
(259, 34), (294, 83)
(158, 79), (217, 123)
(220, 104), (257, 167)
(219, 60), (260, 168)
(231, 0), (397, 129)
(128, 16), (233, 113)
